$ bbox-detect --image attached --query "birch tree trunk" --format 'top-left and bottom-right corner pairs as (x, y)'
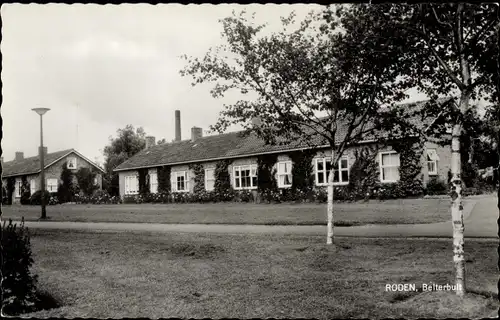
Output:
(326, 148), (336, 245)
(450, 93), (470, 297)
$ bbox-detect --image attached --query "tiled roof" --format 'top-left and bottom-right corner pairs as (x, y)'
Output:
(2, 149), (104, 177)
(114, 99), (453, 172)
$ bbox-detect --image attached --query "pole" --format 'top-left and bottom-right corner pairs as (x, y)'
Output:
(40, 114), (46, 219)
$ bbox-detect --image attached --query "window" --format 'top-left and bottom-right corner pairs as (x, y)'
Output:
(94, 176), (99, 186)
(15, 180), (22, 197)
(149, 173), (158, 193)
(205, 168), (215, 191)
(233, 165), (257, 190)
(46, 178), (58, 192)
(30, 179), (36, 195)
(315, 157), (349, 186)
(67, 157), (77, 169)
(379, 151), (400, 183)
(426, 149), (439, 175)
(277, 161), (292, 188)
(171, 171), (189, 192)
(124, 175), (139, 195)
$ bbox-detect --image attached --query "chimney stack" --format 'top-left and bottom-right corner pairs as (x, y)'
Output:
(145, 136), (156, 149)
(175, 110), (181, 142)
(38, 147), (47, 157)
(15, 152), (24, 161)
(191, 127), (203, 142)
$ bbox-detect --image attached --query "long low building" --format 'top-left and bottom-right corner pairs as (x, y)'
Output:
(114, 106), (451, 199)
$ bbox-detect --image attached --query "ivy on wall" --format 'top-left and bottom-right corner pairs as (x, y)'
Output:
(289, 150), (316, 193)
(214, 159), (233, 201)
(157, 166), (171, 193)
(6, 177), (15, 205)
(20, 176), (31, 204)
(189, 163), (205, 195)
(347, 146), (380, 200)
(392, 138), (425, 197)
(257, 154), (278, 202)
(138, 168), (149, 196)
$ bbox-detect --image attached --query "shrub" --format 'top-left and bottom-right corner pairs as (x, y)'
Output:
(122, 195), (138, 204)
(30, 190), (58, 205)
(2, 219), (39, 316)
(425, 177), (448, 195)
(235, 190), (254, 203)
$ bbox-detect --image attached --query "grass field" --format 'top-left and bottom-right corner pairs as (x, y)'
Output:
(2, 198), (457, 226)
(22, 229), (497, 319)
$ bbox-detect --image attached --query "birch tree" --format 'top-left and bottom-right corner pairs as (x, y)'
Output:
(345, 3), (500, 296)
(180, 8), (415, 245)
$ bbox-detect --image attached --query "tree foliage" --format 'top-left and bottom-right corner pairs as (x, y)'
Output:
(103, 125), (147, 196)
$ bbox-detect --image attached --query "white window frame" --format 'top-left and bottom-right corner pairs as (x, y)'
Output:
(233, 164), (258, 190)
(149, 172), (158, 193)
(15, 180), (22, 197)
(30, 179), (36, 195)
(204, 168), (215, 191)
(379, 151), (401, 183)
(426, 149), (439, 176)
(124, 175), (139, 195)
(67, 156), (77, 169)
(315, 157), (349, 186)
(277, 161), (293, 188)
(46, 178), (58, 193)
(172, 171), (189, 192)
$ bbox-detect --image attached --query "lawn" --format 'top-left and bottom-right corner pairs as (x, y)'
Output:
(22, 229), (497, 319)
(2, 198), (457, 226)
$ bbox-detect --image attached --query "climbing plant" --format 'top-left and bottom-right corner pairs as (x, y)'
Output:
(189, 163), (205, 195)
(289, 150), (316, 194)
(347, 146), (380, 200)
(257, 154), (279, 202)
(20, 176), (31, 205)
(392, 138), (425, 198)
(6, 177), (15, 205)
(157, 166), (171, 193)
(214, 159), (233, 201)
(138, 168), (149, 196)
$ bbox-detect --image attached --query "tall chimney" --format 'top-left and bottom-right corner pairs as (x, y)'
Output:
(38, 147), (47, 156)
(145, 136), (156, 149)
(15, 152), (24, 161)
(191, 127), (203, 142)
(175, 110), (181, 142)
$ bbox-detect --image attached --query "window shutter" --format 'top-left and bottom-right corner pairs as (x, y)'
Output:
(185, 171), (189, 191)
(171, 172), (177, 192)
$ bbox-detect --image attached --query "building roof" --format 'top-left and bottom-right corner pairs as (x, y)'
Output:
(114, 99), (453, 172)
(2, 149), (105, 178)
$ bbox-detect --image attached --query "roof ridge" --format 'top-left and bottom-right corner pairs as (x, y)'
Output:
(3, 148), (74, 164)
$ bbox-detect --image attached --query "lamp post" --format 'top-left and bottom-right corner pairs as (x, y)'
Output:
(32, 107), (50, 219)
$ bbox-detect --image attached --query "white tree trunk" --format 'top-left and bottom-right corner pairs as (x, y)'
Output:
(326, 149), (335, 245)
(450, 93), (470, 297)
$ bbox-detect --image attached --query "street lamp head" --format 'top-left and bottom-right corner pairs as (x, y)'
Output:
(32, 107), (50, 116)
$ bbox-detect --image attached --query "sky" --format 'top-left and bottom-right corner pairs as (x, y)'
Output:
(1, 3), (432, 166)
